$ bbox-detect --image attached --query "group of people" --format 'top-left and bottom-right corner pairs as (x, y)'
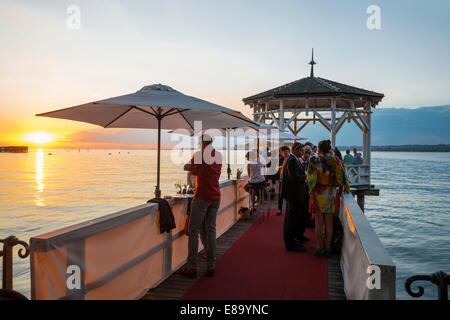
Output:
(244, 139), (351, 255)
(277, 140), (350, 255)
(344, 148), (363, 165)
(178, 134), (351, 280)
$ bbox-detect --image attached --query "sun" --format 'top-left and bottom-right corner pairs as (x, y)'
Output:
(24, 132), (56, 145)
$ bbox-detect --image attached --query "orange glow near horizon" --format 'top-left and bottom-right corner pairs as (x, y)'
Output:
(24, 132), (56, 146)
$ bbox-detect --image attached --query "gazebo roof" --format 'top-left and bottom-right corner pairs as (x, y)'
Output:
(242, 76), (384, 104)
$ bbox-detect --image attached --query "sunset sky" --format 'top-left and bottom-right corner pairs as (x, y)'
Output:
(1, 0), (449, 148)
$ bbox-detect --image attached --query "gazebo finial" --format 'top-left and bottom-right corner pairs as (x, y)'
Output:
(309, 48), (316, 78)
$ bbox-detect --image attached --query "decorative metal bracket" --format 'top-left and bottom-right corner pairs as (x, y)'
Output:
(405, 271), (449, 300)
(0, 236), (30, 291)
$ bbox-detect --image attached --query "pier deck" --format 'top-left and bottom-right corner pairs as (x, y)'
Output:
(143, 201), (345, 300)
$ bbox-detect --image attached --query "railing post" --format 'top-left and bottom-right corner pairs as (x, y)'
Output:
(1, 241), (13, 290)
(356, 194), (365, 213)
(0, 236), (30, 290)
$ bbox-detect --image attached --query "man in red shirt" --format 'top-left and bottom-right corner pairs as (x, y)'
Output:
(179, 134), (222, 278)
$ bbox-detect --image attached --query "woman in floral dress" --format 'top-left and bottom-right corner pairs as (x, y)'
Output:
(307, 140), (349, 256)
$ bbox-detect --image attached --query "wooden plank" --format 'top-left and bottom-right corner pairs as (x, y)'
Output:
(328, 254), (346, 300)
(351, 188), (380, 196)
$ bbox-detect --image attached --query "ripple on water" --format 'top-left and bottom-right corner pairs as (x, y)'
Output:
(365, 152), (450, 300)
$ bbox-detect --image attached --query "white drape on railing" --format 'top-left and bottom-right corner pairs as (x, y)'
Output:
(339, 193), (396, 300)
(30, 178), (249, 300)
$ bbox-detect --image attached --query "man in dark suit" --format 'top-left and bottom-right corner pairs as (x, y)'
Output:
(281, 142), (308, 252)
(295, 145), (310, 242)
(301, 145), (315, 229)
(277, 146), (290, 215)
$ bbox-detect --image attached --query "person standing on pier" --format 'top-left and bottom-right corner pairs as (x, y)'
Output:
(302, 145), (314, 229)
(179, 134), (222, 278)
(307, 140), (349, 257)
(352, 148), (363, 165)
(277, 146), (290, 216)
(295, 144), (311, 243)
(343, 149), (354, 166)
(281, 142), (308, 252)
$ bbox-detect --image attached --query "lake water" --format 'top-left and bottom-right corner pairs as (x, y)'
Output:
(0, 149), (449, 299)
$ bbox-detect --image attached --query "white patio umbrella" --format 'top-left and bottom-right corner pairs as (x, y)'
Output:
(263, 131), (306, 141)
(188, 122), (307, 177)
(169, 123), (267, 179)
(188, 122), (304, 178)
(37, 84), (256, 197)
(237, 130), (306, 150)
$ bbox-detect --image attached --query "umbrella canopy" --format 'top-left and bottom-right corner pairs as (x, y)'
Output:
(37, 84), (256, 197)
(37, 84), (253, 131)
(238, 131), (306, 149)
(169, 123), (269, 179)
(262, 131), (306, 141)
(183, 123), (305, 178)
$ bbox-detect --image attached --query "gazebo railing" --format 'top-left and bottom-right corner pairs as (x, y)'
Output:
(345, 164), (370, 187)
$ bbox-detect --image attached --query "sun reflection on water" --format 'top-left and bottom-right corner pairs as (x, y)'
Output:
(35, 149), (45, 206)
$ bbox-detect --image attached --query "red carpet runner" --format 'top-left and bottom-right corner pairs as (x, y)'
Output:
(182, 209), (328, 300)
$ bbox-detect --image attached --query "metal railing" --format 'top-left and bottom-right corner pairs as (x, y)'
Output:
(0, 236), (30, 300)
(405, 271), (449, 300)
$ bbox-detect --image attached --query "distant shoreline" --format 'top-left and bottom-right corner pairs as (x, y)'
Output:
(10, 144), (450, 152)
(339, 145), (450, 152)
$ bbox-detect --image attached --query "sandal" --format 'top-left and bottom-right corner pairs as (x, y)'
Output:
(324, 248), (332, 257)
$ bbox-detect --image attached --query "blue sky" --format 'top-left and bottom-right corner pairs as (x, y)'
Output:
(1, 0), (449, 146)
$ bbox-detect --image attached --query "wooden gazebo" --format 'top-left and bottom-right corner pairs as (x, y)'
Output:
(242, 50), (384, 194)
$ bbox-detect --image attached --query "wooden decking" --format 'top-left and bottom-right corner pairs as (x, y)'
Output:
(328, 251), (346, 299)
(143, 200), (346, 300)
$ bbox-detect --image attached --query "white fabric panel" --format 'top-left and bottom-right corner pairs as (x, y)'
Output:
(181, 109), (254, 130)
(37, 103), (133, 127)
(339, 193), (396, 300)
(29, 178), (248, 300)
(37, 84), (255, 130)
(340, 202), (370, 300)
(106, 107), (192, 130)
(97, 88), (231, 111)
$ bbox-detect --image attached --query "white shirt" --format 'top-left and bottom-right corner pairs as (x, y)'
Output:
(248, 161), (265, 184)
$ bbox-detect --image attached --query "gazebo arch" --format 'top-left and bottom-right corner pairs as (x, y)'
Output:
(242, 49), (384, 192)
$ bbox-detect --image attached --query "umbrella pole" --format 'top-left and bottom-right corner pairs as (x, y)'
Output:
(257, 137), (260, 161)
(155, 116), (162, 198)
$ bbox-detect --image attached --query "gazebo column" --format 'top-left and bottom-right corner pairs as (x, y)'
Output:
(265, 103), (269, 123)
(362, 103), (371, 166)
(279, 100), (284, 131)
(330, 98), (336, 148)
